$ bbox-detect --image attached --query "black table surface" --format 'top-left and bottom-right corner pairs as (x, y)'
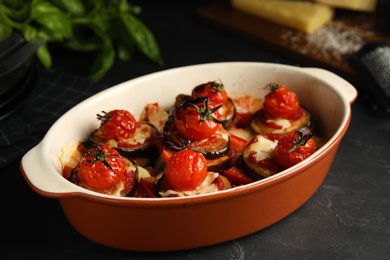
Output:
(2, 1), (390, 259)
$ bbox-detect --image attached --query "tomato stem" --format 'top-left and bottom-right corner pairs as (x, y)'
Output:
(264, 82), (281, 92)
(96, 111), (111, 125)
(165, 134), (190, 150)
(183, 97), (223, 124)
(211, 80), (224, 93)
(86, 145), (119, 173)
(285, 131), (313, 154)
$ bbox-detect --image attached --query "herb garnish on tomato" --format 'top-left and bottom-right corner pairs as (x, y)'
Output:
(275, 131), (316, 169)
(191, 80), (228, 105)
(73, 145), (126, 190)
(174, 97), (222, 141)
(94, 109), (137, 140)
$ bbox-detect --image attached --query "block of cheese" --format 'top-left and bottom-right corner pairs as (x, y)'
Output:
(314, 0), (377, 12)
(231, 0), (334, 34)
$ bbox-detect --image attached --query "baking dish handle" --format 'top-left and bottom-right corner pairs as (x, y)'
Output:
(302, 67), (358, 105)
(20, 144), (74, 197)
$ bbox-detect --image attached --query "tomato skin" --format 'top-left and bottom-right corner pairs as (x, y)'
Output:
(165, 150), (208, 191)
(160, 145), (176, 163)
(192, 81), (228, 105)
(95, 109), (137, 140)
(263, 84), (301, 120)
(174, 98), (221, 141)
(223, 166), (253, 185)
(230, 133), (249, 153)
(275, 132), (316, 169)
(134, 177), (158, 198)
(232, 95), (262, 128)
(77, 145), (126, 190)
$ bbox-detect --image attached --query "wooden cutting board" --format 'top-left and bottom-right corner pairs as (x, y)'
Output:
(198, 0), (390, 89)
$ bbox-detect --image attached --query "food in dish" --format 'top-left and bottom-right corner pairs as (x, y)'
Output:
(63, 144), (138, 196)
(250, 83), (312, 135)
(60, 80), (326, 198)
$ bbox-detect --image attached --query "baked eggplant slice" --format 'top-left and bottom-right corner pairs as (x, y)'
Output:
(239, 134), (281, 180)
(218, 97), (236, 129)
(90, 121), (159, 166)
(163, 114), (231, 160)
(250, 107), (311, 135)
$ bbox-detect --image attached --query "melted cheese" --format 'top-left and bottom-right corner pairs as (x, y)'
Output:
(159, 172), (219, 197)
(266, 118), (291, 133)
(110, 162), (138, 196)
(229, 127), (255, 142)
(60, 142), (83, 171)
(243, 135), (278, 162)
(105, 123), (153, 147)
(125, 124), (152, 144)
(314, 0), (377, 12)
(231, 0), (334, 33)
(110, 181), (125, 196)
(137, 166), (151, 180)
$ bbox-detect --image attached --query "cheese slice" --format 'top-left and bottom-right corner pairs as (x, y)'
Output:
(314, 0), (377, 12)
(231, 0), (334, 34)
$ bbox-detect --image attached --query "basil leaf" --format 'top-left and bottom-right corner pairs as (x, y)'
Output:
(30, 0), (73, 40)
(4, 2), (31, 22)
(0, 6), (13, 40)
(0, 0), (164, 81)
(83, 5), (116, 33)
(2, 0), (28, 9)
(87, 26), (115, 81)
(53, 0), (85, 16)
(22, 25), (52, 68)
(63, 37), (102, 52)
(0, 24), (13, 41)
(36, 43), (52, 68)
(119, 11), (163, 65)
(117, 43), (134, 61)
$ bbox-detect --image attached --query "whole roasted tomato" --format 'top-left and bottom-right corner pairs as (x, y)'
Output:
(174, 97), (222, 141)
(76, 144), (126, 190)
(275, 131), (316, 169)
(165, 149), (208, 191)
(94, 109), (137, 140)
(263, 83), (302, 120)
(191, 80), (228, 105)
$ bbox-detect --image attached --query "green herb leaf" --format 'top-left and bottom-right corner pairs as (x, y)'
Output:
(119, 6), (163, 65)
(22, 24), (52, 68)
(0, 21), (12, 41)
(87, 27), (115, 81)
(53, 0), (85, 16)
(30, 0), (73, 40)
(0, 0), (163, 81)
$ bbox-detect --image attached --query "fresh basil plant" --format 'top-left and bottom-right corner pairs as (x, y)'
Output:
(0, 0), (163, 80)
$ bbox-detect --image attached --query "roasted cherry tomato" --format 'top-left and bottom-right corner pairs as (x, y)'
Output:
(165, 149), (208, 191)
(275, 131), (316, 169)
(95, 109), (137, 140)
(263, 83), (302, 120)
(191, 80), (228, 105)
(76, 145), (126, 190)
(174, 97), (222, 141)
